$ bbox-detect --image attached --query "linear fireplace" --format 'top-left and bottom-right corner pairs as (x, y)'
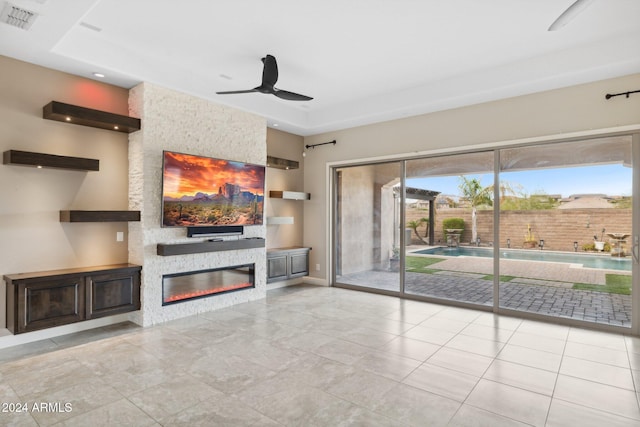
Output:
(162, 264), (255, 305)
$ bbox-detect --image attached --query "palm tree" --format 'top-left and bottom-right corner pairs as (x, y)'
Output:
(458, 177), (492, 243)
(407, 219), (426, 244)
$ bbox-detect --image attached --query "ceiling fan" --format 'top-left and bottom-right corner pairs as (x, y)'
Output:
(216, 54), (313, 101)
(548, 0), (595, 31)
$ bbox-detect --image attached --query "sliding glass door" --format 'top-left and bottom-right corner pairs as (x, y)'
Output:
(332, 133), (637, 331)
(498, 136), (633, 327)
(404, 151), (494, 307)
(334, 161), (402, 293)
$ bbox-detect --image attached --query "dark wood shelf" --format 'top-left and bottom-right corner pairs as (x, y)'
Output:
(267, 156), (299, 170)
(43, 101), (141, 133)
(60, 210), (141, 222)
(3, 150), (99, 171)
(157, 238), (265, 256)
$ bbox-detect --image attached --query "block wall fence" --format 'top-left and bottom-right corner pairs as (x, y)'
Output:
(406, 208), (631, 252)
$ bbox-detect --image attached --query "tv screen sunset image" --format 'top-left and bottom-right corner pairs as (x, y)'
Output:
(162, 151), (265, 227)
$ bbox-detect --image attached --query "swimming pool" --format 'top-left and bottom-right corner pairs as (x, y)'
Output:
(413, 246), (632, 271)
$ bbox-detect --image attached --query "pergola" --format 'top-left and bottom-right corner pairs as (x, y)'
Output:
(394, 187), (440, 245)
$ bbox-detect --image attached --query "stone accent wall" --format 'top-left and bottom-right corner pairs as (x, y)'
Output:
(128, 83), (267, 327)
(407, 207), (631, 251)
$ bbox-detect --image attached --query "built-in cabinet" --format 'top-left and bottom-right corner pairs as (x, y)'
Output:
(266, 154), (309, 281)
(2, 102), (142, 334)
(267, 247), (310, 283)
(4, 264), (141, 334)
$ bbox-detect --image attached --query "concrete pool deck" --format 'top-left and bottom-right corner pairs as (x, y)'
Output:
(336, 251), (632, 327)
(427, 256), (611, 285)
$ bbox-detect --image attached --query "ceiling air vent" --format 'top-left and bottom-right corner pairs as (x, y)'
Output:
(0, 2), (38, 30)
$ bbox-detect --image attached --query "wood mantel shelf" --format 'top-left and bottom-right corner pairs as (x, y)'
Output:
(157, 238), (265, 256)
(43, 101), (141, 133)
(60, 210), (141, 222)
(3, 150), (99, 171)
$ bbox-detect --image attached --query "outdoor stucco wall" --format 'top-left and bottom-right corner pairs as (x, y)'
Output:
(338, 166), (376, 274)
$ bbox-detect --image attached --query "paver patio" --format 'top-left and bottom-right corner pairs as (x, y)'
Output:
(336, 255), (632, 327)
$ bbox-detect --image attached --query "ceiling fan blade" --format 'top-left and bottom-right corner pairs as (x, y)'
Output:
(262, 55), (278, 88)
(216, 89), (259, 95)
(273, 89), (313, 101)
(548, 0), (595, 31)
(216, 54), (310, 101)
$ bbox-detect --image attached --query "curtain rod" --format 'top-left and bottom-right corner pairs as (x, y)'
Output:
(605, 89), (640, 100)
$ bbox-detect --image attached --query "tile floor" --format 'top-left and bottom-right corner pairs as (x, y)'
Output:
(1, 284), (640, 426)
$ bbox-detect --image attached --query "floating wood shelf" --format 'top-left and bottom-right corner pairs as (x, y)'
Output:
(266, 156), (299, 170)
(157, 238), (265, 256)
(269, 190), (310, 200)
(43, 101), (141, 133)
(3, 150), (99, 171)
(60, 210), (141, 222)
(267, 216), (294, 225)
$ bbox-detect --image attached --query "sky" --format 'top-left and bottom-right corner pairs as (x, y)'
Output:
(162, 151), (264, 199)
(406, 164), (632, 199)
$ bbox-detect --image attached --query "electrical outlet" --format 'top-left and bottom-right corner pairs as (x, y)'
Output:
(315, 263), (320, 271)
(116, 231), (124, 242)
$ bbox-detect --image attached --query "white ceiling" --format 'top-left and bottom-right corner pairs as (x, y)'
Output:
(0, 0), (639, 136)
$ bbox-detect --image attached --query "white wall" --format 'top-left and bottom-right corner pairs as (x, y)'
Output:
(0, 56), (131, 337)
(303, 73), (640, 284)
(128, 83), (267, 326)
(265, 128), (305, 249)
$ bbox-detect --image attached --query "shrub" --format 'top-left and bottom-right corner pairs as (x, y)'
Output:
(582, 242), (612, 252)
(442, 218), (464, 237)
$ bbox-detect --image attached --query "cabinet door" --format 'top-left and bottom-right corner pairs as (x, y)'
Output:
(86, 270), (140, 319)
(289, 252), (309, 277)
(267, 255), (288, 282)
(17, 278), (85, 333)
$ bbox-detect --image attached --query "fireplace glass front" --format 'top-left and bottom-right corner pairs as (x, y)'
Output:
(162, 264), (255, 305)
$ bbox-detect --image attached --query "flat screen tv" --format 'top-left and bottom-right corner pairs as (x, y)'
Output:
(161, 151), (265, 227)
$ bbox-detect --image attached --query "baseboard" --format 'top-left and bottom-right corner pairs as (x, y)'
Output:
(0, 313), (131, 349)
(302, 276), (329, 287)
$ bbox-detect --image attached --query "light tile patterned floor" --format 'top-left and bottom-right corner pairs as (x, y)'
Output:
(1, 284), (640, 426)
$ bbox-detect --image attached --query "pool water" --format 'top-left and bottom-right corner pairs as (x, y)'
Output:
(414, 246), (632, 271)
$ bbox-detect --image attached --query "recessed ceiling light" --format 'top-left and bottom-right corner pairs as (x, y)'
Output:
(273, 123), (279, 127)
(93, 72), (105, 78)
